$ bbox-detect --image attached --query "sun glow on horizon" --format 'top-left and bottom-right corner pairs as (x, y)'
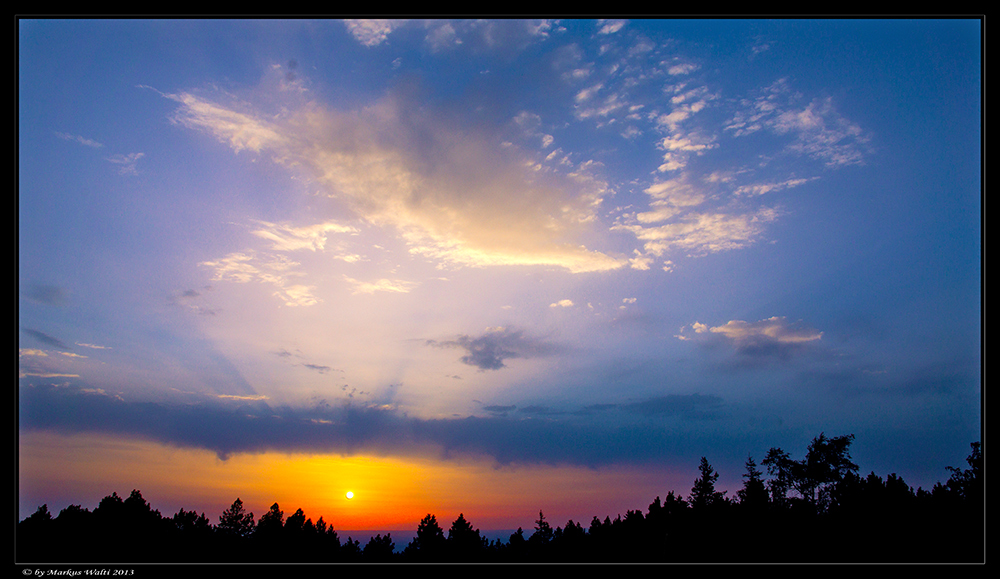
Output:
(19, 431), (690, 531)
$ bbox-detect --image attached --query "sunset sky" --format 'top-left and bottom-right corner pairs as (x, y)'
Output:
(19, 18), (981, 533)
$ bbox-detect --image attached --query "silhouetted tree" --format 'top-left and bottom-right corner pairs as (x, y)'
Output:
(690, 456), (726, 510)
(801, 433), (858, 511)
(217, 498), (255, 538)
(945, 441), (982, 503)
(363, 533), (395, 562)
(763, 447), (795, 508)
(736, 455), (770, 511)
(506, 527), (527, 561)
(340, 537), (363, 562)
(763, 434), (858, 513)
(530, 510), (553, 544)
(448, 513), (486, 560)
(405, 513), (446, 560)
(172, 508), (212, 536)
(256, 502), (284, 536)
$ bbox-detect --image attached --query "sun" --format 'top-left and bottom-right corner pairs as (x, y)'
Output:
(345, 491), (354, 500)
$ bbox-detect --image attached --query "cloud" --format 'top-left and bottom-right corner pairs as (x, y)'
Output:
(342, 19), (409, 47)
(105, 152), (145, 175)
(250, 220), (358, 252)
(76, 342), (110, 350)
(200, 251), (318, 306)
(667, 62), (699, 76)
(169, 82), (625, 274)
(343, 276), (418, 295)
(725, 80), (870, 166)
(733, 177), (815, 197)
(618, 208), (780, 257)
(550, 299), (574, 308)
(597, 19), (627, 35)
(682, 316), (823, 359)
(427, 326), (560, 371)
(22, 329), (71, 351)
(621, 394), (723, 418)
(54, 132), (104, 148)
(24, 284), (67, 306)
(18, 383), (731, 466)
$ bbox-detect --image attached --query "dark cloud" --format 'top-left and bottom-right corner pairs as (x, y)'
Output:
(621, 394), (723, 419)
(18, 383), (726, 467)
(302, 364), (332, 374)
(22, 328), (71, 351)
(518, 405), (565, 416)
(427, 326), (561, 370)
(25, 284), (67, 306)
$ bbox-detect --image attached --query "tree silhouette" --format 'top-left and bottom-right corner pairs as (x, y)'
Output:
(736, 455), (769, 510)
(217, 498), (255, 538)
(945, 441), (982, 503)
(689, 456), (726, 510)
(530, 510), (553, 544)
(363, 533), (395, 562)
(405, 513), (446, 560)
(762, 434), (858, 513)
(448, 513), (486, 560)
(801, 433), (858, 511)
(256, 502), (284, 536)
(16, 435), (983, 563)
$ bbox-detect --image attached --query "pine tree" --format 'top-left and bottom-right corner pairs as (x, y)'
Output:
(217, 498), (255, 538)
(690, 457), (726, 509)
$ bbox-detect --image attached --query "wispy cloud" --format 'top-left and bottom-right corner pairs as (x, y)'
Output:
(105, 152), (145, 175)
(343, 276), (417, 295)
(250, 220), (358, 252)
(169, 80), (626, 274)
(617, 207), (780, 257)
(725, 79), (871, 166)
(22, 329), (71, 351)
(54, 131), (104, 148)
(200, 251), (318, 306)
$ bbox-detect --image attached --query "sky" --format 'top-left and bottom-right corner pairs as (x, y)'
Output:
(18, 18), (981, 532)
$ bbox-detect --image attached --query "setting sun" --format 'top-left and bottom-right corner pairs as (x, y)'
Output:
(346, 491), (354, 500)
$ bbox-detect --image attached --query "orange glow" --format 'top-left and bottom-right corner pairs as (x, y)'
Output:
(20, 431), (684, 532)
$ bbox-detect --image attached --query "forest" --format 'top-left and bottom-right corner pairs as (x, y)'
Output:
(17, 434), (983, 563)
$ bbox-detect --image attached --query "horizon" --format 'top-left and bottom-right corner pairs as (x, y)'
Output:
(19, 18), (981, 531)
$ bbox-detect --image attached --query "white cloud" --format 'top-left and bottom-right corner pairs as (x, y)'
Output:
(170, 84), (626, 274)
(733, 177), (815, 197)
(707, 317), (823, 358)
(709, 317), (822, 343)
(725, 81), (870, 167)
(343, 19), (408, 47)
(550, 299), (574, 308)
(201, 251), (319, 307)
(667, 62), (699, 76)
(105, 152), (144, 175)
(620, 208), (779, 256)
(343, 276), (418, 295)
(55, 132), (103, 148)
(251, 220), (358, 252)
(597, 19), (627, 35)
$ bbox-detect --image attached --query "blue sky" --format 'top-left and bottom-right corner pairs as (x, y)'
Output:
(19, 18), (981, 527)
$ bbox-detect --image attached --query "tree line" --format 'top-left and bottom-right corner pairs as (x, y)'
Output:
(17, 434), (983, 563)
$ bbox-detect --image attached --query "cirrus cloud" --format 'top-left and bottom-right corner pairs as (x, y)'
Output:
(168, 79), (626, 274)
